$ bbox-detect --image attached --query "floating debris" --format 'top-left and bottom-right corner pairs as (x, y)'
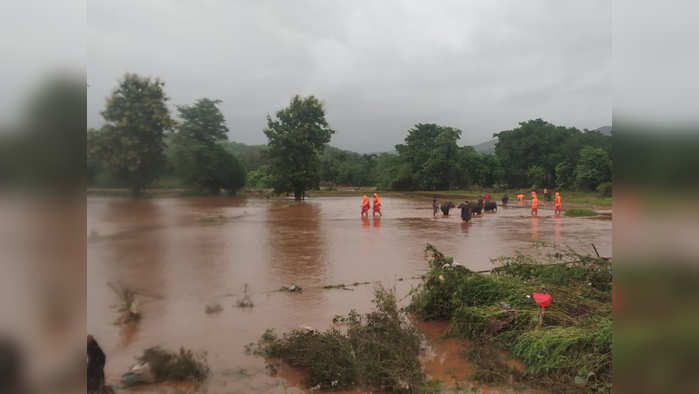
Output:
(205, 303), (223, 314)
(120, 361), (154, 388)
(237, 284), (254, 308)
(280, 283), (303, 293)
(108, 282), (141, 325)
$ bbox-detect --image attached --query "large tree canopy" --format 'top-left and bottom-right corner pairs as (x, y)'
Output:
(494, 119), (611, 188)
(170, 98), (245, 194)
(93, 73), (175, 195)
(395, 124), (462, 190)
(264, 95), (335, 200)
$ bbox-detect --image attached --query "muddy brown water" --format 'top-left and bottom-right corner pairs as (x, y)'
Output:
(87, 196), (610, 393)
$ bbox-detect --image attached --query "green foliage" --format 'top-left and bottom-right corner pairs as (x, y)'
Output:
(246, 166), (272, 188)
(526, 165), (546, 189)
(512, 319), (611, 391)
(410, 245), (612, 392)
(318, 146), (377, 187)
(92, 73), (175, 195)
(176, 98), (228, 143)
(264, 95), (335, 199)
(555, 161), (575, 189)
(495, 119), (611, 189)
(220, 141), (267, 171)
(596, 181), (612, 197)
(170, 98), (245, 194)
(251, 287), (426, 392)
(137, 346), (210, 383)
(575, 146), (611, 191)
(395, 123), (462, 190)
(565, 208), (598, 217)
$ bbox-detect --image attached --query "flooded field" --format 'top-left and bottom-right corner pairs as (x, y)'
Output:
(87, 196), (611, 393)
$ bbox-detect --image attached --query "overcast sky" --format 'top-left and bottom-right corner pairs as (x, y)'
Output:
(87, 0), (610, 152)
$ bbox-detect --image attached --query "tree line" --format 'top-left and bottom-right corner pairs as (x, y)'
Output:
(88, 73), (612, 198)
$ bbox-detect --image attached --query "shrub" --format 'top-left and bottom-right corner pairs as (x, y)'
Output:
(137, 347), (210, 383)
(251, 287), (425, 392)
(410, 245), (612, 392)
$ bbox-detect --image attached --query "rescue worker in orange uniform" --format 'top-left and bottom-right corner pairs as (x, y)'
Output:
(361, 195), (370, 216)
(554, 192), (562, 215)
(517, 193), (524, 202)
(531, 191), (539, 216)
(372, 192), (382, 216)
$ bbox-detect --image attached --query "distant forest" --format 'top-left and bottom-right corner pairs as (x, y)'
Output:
(87, 74), (612, 195)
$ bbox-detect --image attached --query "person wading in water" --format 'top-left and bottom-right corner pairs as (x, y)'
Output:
(361, 195), (370, 217)
(372, 193), (382, 217)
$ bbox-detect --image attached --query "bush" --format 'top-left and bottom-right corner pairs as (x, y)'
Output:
(137, 347), (210, 383)
(410, 245), (612, 392)
(251, 287), (426, 392)
(596, 181), (612, 197)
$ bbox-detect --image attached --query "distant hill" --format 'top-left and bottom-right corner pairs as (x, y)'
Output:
(593, 125), (612, 136)
(472, 138), (497, 154)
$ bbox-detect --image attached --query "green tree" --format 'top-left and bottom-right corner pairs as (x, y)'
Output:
(495, 119), (581, 188)
(555, 161), (575, 189)
(575, 146), (611, 190)
(94, 73), (175, 195)
(247, 166), (272, 188)
(527, 165), (546, 188)
(177, 98), (228, 143)
(171, 98), (245, 194)
(395, 123), (462, 190)
(264, 95), (335, 200)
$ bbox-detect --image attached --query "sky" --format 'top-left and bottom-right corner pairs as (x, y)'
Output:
(87, 0), (611, 153)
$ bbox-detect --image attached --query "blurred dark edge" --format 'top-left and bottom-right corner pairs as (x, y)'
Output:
(0, 0), (86, 390)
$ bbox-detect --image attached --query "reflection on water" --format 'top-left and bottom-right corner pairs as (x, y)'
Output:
(87, 196), (611, 392)
(531, 216), (539, 240)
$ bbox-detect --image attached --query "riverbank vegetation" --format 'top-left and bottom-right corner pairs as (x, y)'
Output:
(409, 245), (612, 392)
(248, 287), (439, 393)
(248, 245), (611, 392)
(137, 346), (210, 383)
(88, 73), (612, 198)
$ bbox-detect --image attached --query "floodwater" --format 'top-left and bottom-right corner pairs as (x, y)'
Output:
(87, 196), (611, 393)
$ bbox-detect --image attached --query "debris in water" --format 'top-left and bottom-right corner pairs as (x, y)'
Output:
(108, 282), (141, 325)
(120, 361), (155, 388)
(237, 284), (254, 308)
(280, 283), (303, 293)
(130, 346), (210, 384)
(205, 303), (223, 314)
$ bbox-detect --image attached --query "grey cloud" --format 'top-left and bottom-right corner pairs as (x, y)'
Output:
(88, 0), (610, 152)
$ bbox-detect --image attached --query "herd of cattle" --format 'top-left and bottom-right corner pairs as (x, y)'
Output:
(438, 198), (499, 222)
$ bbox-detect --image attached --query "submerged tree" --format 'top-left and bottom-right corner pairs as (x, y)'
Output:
(263, 95), (335, 200)
(94, 73), (175, 196)
(170, 98), (245, 194)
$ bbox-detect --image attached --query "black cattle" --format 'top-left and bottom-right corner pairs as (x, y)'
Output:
(469, 199), (483, 216)
(440, 201), (455, 215)
(484, 201), (497, 212)
(458, 202), (471, 222)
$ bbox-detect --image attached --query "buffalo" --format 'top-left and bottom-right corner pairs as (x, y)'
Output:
(484, 201), (497, 212)
(440, 201), (455, 215)
(469, 199), (483, 216)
